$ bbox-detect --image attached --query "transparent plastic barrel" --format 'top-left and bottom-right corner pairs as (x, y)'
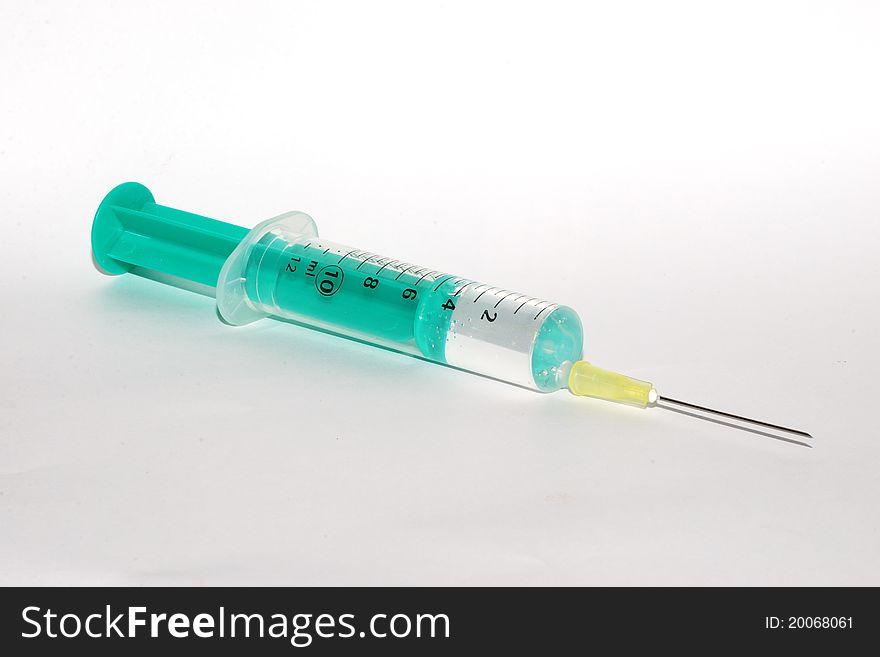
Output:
(217, 214), (583, 391)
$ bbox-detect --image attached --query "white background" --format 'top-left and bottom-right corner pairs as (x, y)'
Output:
(1, 1), (878, 585)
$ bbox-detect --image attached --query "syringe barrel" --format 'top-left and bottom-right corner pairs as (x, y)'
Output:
(217, 214), (583, 392)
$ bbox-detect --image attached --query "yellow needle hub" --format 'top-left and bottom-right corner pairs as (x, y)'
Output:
(567, 361), (657, 408)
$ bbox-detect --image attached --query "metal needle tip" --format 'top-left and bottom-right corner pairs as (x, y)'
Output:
(656, 395), (812, 445)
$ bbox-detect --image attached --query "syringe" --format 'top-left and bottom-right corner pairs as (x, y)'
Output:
(92, 183), (811, 444)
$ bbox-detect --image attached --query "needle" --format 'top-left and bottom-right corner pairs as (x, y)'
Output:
(656, 395), (812, 444)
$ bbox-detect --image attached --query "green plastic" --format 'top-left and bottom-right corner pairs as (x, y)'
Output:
(92, 182), (248, 287)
